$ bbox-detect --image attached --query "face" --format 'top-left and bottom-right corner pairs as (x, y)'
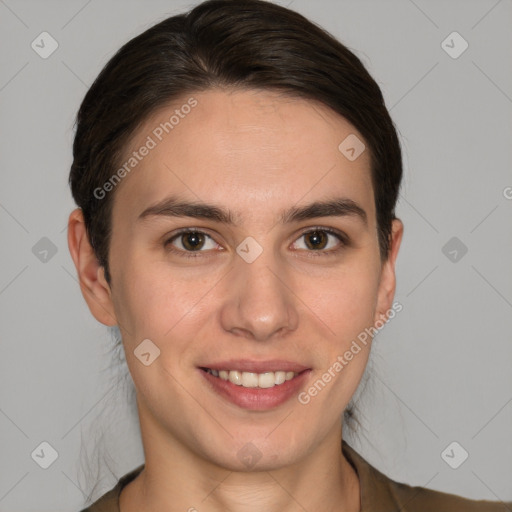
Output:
(73, 88), (402, 472)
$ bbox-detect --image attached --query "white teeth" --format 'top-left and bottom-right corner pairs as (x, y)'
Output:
(258, 372), (276, 388)
(228, 370), (243, 386)
(274, 371), (286, 385)
(205, 368), (299, 388)
(242, 372), (259, 388)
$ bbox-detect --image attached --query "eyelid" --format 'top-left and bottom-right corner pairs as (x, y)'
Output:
(290, 226), (349, 257)
(164, 225), (349, 257)
(298, 225), (349, 245)
(164, 227), (221, 258)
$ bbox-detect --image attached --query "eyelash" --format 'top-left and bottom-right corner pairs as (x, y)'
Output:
(164, 227), (349, 259)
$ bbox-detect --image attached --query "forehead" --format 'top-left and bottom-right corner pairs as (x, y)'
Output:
(112, 88), (374, 225)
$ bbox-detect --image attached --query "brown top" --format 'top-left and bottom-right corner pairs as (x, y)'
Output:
(80, 440), (511, 511)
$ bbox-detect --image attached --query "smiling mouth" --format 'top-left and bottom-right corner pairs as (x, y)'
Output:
(199, 367), (305, 389)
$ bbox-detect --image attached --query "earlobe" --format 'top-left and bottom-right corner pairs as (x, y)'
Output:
(67, 208), (118, 326)
(374, 218), (404, 325)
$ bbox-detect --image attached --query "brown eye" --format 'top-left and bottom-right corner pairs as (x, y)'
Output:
(291, 227), (347, 257)
(304, 230), (328, 250)
(181, 231), (206, 251)
(165, 230), (219, 256)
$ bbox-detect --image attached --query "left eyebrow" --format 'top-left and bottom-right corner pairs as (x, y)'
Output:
(138, 195), (367, 226)
(281, 197), (367, 226)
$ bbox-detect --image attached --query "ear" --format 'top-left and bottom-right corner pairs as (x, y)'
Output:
(67, 208), (118, 326)
(374, 218), (404, 325)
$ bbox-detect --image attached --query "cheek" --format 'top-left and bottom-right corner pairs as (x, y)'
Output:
(303, 265), (380, 344)
(111, 253), (214, 345)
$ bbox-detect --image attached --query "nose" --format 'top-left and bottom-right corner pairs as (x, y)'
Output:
(219, 247), (299, 342)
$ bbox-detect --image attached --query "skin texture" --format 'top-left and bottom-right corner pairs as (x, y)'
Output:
(68, 88), (403, 512)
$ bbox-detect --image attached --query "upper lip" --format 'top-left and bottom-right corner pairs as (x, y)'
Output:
(198, 359), (311, 373)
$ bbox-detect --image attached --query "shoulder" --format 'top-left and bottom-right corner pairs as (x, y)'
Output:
(342, 440), (511, 512)
(78, 463), (145, 512)
(385, 476), (511, 512)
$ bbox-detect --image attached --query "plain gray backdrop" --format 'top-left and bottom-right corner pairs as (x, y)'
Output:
(1, 0), (511, 510)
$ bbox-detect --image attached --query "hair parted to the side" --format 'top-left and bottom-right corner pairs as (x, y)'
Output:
(69, 0), (402, 501)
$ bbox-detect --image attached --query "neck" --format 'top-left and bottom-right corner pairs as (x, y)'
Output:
(120, 403), (360, 512)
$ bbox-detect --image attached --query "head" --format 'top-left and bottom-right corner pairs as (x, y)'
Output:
(68, 0), (403, 472)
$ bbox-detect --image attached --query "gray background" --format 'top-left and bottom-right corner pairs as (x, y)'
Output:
(1, 0), (511, 510)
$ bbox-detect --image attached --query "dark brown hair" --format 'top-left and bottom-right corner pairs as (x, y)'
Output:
(71, 2), (401, 499)
(69, 0), (402, 287)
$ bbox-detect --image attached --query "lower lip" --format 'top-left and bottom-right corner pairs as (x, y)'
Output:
(198, 368), (312, 411)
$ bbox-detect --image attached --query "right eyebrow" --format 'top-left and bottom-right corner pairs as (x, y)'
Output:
(138, 195), (237, 224)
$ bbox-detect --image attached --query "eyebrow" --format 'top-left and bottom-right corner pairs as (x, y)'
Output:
(138, 195), (367, 226)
